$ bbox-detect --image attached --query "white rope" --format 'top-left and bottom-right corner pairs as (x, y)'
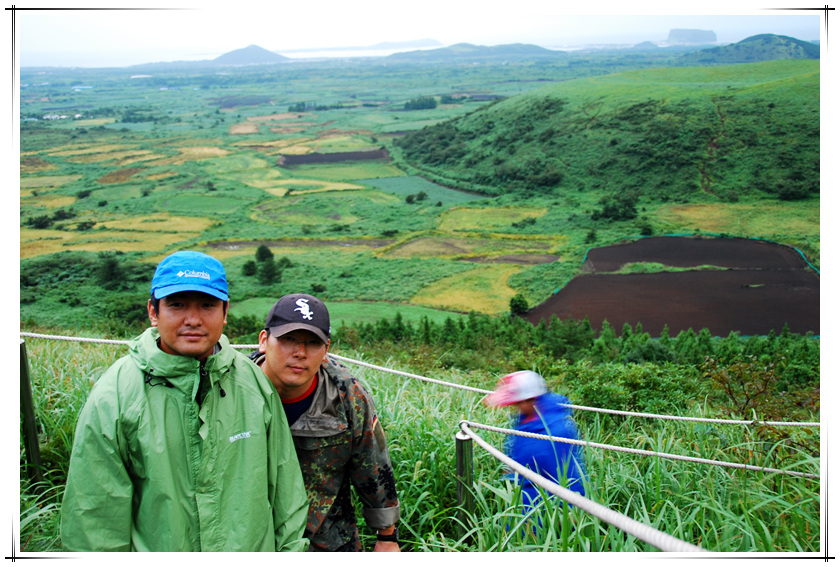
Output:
(562, 403), (820, 428)
(19, 332), (821, 427)
(20, 332), (130, 345)
(328, 353), (495, 395)
(458, 422), (708, 553)
(463, 421), (819, 480)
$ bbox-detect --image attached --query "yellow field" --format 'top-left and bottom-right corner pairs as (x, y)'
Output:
(99, 215), (214, 232)
(229, 122), (260, 135)
(72, 118), (117, 127)
(654, 201), (820, 240)
(232, 138), (308, 149)
(65, 150), (161, 165)
(411, 264), (521, 314)
(20, 157), (59, 174)
(20, 214), (213, 258)
(146, 171), (178, 181)
(22, 194), (76, 208)
(438, 206), (548, 232)
(20, 228), (201, 258)
(261, 187), (291, 197)
(145, 146), (230, 166)
(48, 144), (133, 157)
(385, 235), (556, 259)
(96, 167), (144, 184)
(204, 240), (384, 261)
(20, 175), (82, 189)
(249, 112), (310, 122)
(282, 179), (366, 194)
(312, 135), (377, 153)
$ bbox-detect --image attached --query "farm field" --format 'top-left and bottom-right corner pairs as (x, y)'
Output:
(20, 59), (819, 331)
(528, 236), (819, 336)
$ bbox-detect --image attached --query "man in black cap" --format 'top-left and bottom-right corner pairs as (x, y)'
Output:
(250, 293), (401, 552)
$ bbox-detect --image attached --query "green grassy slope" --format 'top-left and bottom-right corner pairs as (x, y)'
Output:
(394, 60), (819, 203)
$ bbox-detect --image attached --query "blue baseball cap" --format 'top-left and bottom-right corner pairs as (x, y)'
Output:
(151, 251), (229, 301)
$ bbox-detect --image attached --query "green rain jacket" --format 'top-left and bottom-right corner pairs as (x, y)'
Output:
(60, 328), (309, 552)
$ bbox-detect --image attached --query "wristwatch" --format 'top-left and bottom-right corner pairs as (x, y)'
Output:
(376, 527), (399, 542)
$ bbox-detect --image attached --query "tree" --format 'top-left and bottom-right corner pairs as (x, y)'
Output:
(255, 245), (274, 263)
(404, 96), (437, 110)
(96, 253), (122, 290)
(509, 293), (528, 316)
(258, 260), (280, 285)
(242, 260), (257, 276)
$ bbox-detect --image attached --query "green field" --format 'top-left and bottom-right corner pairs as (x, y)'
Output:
(19, 41), (822, 554)
(234, 297), (467, 330)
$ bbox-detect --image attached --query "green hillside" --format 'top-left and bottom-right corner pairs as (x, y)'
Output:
(394, 60), (819, 204)
(679, 34), (820, 65)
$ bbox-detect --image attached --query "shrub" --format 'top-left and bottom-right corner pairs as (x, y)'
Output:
(255, 245), (274, 263)
(509, 293), (528, 316)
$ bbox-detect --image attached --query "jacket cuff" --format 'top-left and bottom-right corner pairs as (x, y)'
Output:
(362, 502), (400, 529)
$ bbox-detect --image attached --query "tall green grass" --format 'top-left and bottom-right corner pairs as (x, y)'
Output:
(19, 339), (820, 552)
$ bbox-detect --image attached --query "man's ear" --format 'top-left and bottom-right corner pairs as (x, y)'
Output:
(258, 329), (268, 354)
(147, 299), (158, 327)
(222, 301), (228, 325)
(323, 339), (331, 365)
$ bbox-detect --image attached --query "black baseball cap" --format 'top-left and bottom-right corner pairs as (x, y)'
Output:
(265, 293), (330, 344)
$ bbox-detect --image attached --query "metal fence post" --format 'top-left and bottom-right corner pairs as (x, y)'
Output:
(20, 339), (44, 491)
(455, 430), (474, 541)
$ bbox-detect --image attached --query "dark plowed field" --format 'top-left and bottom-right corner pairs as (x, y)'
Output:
(277, 149), (388, 166)
(527, 237), (820, 336)
(583, 236), (808, 272)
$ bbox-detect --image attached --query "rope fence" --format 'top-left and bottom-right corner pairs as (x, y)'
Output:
(462, 420), (819, 480)
(20, 332), (820, 429)
(458, 422), (708, 553)
(20, 331), (820, 551)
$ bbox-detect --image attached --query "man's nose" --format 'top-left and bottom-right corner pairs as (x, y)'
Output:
(184, 305), (202, 325)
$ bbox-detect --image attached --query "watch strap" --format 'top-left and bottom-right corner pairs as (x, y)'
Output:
(376, 527), (399, 542)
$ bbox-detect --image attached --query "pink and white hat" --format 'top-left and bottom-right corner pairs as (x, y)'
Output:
(482, 371), (547, 407)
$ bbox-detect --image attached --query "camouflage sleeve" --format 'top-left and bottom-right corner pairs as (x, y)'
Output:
(343, 370), (400, 530)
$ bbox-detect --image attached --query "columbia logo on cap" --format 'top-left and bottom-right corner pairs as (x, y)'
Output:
(177, 269), (211, 280)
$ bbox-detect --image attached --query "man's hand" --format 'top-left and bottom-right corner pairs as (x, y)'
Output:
(374, 540), (401, 552)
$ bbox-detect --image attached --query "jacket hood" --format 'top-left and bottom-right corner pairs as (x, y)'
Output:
(535, 391), (573, 418)
(129, 327), (235, 395)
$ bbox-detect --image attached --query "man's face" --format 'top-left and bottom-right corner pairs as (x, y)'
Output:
(259, 328), (328, 399)
(148, 291), (227, 361)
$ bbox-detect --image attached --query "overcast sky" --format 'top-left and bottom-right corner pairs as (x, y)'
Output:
(14, 0), (823, 68)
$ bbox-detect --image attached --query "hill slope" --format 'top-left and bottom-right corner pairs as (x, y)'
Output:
(387, 42), (565, 61)
(213, 44), (289, 65)
(394, 59), (819, 204)
(679, 34), (819, 65)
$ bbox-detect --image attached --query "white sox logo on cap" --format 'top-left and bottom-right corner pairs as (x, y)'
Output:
(295, 298), (314, 320)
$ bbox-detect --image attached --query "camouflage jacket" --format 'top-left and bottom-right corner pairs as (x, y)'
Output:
(252, 353), (400, 551)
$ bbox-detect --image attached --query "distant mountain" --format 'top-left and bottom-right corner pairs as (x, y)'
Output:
(213, 44), (289, 65)
(630, 41), (660, 51)
(386, 42), (565, 61)
(667, 29), (717, 44)
(679, 34), (819, 65)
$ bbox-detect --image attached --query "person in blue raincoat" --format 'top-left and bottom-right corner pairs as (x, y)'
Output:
(483, 370), (587, 515)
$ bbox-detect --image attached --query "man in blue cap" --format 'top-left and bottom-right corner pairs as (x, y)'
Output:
(61, 251), (309, 552)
